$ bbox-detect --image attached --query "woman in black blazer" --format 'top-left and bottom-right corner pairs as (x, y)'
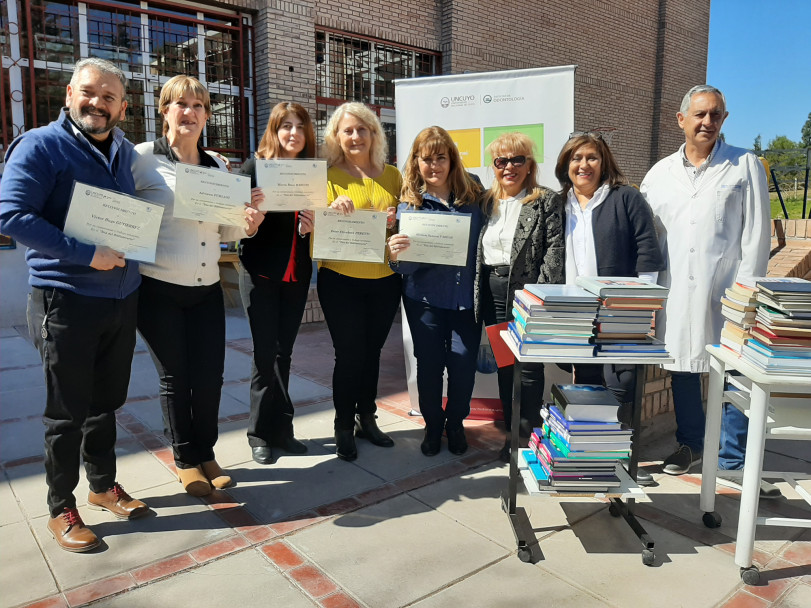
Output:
(474, 132), (565, 462)
(239, 102), (317, 465)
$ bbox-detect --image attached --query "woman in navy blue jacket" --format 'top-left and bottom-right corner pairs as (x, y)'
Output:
(388, 126), (484, 456)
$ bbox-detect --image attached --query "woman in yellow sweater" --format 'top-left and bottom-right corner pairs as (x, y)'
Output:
(319, 102), (402, 461)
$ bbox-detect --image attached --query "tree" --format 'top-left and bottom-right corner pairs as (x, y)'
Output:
(802, 112), (811, 148)
(765, 135), (803, 184)
(769, 135), (798, 150)
(753, 134), (762, 152)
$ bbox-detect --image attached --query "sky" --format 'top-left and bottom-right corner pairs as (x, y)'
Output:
(707, 0), (810, 150)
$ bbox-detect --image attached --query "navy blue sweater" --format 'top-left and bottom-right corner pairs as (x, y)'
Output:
(0, 110), (140, 298)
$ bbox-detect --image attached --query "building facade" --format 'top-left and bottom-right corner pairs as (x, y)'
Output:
(0, 0), (709, 325)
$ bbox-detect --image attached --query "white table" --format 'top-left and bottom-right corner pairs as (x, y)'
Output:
(700, 345), (811, 584)
(501, 331), (673, 565)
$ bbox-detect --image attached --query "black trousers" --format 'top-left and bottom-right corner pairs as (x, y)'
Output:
(239, 266), (310, 447)
(568, 363), (637, 406)
(28, 286), (138, 517)
(137, 276), (224, 468)
(480, 269), (545, 429)
(403, 297), (481, 435)
(317, 268), (402, 430)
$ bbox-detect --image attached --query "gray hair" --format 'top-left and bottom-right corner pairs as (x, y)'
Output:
(70, 57), (127, 92)
(680, 85), (726, 114)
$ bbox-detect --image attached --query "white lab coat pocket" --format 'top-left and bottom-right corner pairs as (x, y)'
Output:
(715, 184), (743, 222)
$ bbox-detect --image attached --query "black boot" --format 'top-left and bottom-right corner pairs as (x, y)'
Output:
(445, 423), (468, 455)
(355, 414), (394, 447)
(271, 435), (308, 455)
(335, 430), (357, 461)
(421, 427), (442, 456)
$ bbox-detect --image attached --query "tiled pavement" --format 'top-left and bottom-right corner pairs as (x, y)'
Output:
(1, 310), (809, 608)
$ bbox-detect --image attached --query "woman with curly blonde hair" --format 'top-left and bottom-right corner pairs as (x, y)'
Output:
(318, 102), (402, 461)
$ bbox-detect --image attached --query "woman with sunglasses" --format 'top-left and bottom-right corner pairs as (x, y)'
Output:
(554, 132), (663, 481)
(475, 132), (565, 462)
(238, 102), (317, 466)
(387, 126), (484, 456)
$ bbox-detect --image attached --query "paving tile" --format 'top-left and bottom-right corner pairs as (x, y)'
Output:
(64, 574), (134, 607)
(534, 510), (743, 608)
(216, 389), (251, 419)
(0, 335), (41, 368)
(131, 553), (196, 585)
(319, 592), (362, 608)
(776, 582), (811, 608)
(223, 347), (252, 384)
(224, 311), (252, 341)
(718, 590), (770, 608)
(0, 416), (49, 463)
(412, 555), (610, 608)
(225, 440), (384, 525)
(744, 557), (800, 601)
(7, 441), (175, 519)
(410, 462), (605, 550)
(0, 521), (58, 608)
(260, 540), (305, 571)
(0, 364), (44, 393)
(22, 597), (68, 608)
(781, 540), (811, 565)
(30, 481), (236, 590)
(0, 384), (46, 422)
(243, 525), (276, 545)
(288, 564), (339, 598)
(222, 372), (333, 409)
(288, 493), (508, 607)
(0, 474), (24, 526)
(120, 398), (164, 436)
(189, 535), (249, 563)
(96, 545), (314, 607)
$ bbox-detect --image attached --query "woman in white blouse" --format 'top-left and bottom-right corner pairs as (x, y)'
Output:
(474, 132), (565, 462)
(131, 75), (263, 496)
(554, 132), (663, 482)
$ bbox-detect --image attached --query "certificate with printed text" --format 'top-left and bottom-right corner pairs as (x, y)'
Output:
(173, 163), (250, 226)
(312, 209), (388, 263)
(397, 210), (471, 266)
(63, 183), (164, 263)
(255, 159), (327, 211)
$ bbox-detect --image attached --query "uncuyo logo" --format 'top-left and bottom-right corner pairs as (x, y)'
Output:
(483, 94), (493, 103)
(440, 97), (450, 108)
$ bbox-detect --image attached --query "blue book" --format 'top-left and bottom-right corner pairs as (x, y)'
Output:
(524, 284), (600, 304)
(545, 406), (624, 432)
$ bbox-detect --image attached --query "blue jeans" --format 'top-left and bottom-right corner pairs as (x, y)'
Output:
(671, 371), (747, 466)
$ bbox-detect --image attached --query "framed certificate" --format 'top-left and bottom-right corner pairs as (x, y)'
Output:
(397, 210), (471, 266)
(63, 182), (164, 263)
(255, 158), (327, 211)
(173, 163), (250, 226)
(312, 209), (388, 263)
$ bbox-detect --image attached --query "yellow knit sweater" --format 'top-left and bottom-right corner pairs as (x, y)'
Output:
(319, 165), (402, 279)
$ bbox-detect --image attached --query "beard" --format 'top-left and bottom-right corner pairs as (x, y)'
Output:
(69, 105), (120, 136)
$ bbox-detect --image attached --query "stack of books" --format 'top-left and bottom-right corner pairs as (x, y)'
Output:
(506, 284), (599, 358)
(574, 276), (669, 358)
(520, 384), (632, 493)
(739, 278), (811, 375)
(719, 279), (759, 355)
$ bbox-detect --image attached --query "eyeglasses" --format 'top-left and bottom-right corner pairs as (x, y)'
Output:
(569, 131), (604, 140)
(493, 156), (526, 170)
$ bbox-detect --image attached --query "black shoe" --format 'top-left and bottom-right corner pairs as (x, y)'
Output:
(662, 444), (702, 475)
(498, 437), (511, 463)
(421, 429), (441, 457)
(635, 467), (654, 486)
(251, 446), (274, 465)
(271, 435), (308, 455)
(446, 425), (468, 455)
(335, 430), (357, 461)
(355, 414), (394, 447)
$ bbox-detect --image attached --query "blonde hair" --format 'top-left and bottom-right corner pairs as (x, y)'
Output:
(323, 102), (388, 170)
(400, 126), (481, 208)
(482, 132), (542, 215)
(158, 75), (211, 136)
(256, 102), (316, 160)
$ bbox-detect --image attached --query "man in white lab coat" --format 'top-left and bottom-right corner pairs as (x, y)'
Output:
(641, 86), (774, 492)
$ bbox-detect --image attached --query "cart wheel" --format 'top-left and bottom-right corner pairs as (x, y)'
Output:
(740, 566), (760, 585)
(702, 512), (722, 528)
(642, 548), (655, 566)
(517, 548), (532, 563)
(608, 503), (621, 518)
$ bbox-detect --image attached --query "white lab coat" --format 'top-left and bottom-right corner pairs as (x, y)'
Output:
(640, 141), (770, 372)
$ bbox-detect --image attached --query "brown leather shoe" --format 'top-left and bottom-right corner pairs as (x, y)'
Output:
(48, 508), (100, 553)
(201, 460), (233, 489)
(87, 483), (148, 519)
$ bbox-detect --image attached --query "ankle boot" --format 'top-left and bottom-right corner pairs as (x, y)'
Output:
(177, 465), (211, 496)
(201, 460), (233, 489)
(335, 429), (357, 461)
(354, 414), (394, 447)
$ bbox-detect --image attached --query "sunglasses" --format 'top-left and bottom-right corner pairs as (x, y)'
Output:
(493, 155), (527, 170)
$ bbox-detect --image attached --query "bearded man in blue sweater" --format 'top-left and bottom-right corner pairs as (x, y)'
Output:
(0, 57), (148, 552)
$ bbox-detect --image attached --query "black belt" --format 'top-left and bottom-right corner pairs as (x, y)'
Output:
(485, 265), (510, 277)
